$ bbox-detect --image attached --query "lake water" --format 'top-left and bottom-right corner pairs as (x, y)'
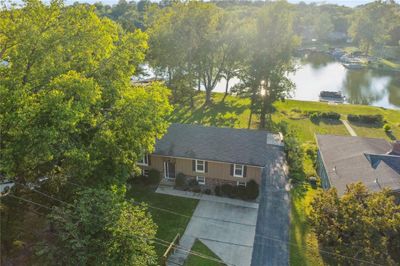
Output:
(211, 53), (400, 110)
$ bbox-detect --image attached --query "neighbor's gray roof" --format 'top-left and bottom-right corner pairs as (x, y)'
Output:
(316, 134), (400, 195)
(153, 123), (283, 167)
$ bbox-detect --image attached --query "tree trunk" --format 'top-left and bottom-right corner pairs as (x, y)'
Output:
(197, 78), (201, 92)
(248, 109), (253, 129)
(205, 89), (212, 105)
(221, 77), (230, 103)
(259, 80), (269, 129)
(248, 89), (256, 129)
(225, 78), (230, 95)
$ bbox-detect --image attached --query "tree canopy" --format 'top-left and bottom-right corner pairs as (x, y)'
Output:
(0, 0), (172, 187)
(39, 187), (158, 266)
(309, 183), (400, 265)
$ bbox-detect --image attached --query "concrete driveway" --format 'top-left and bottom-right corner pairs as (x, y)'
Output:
(168, 197), (259, 266)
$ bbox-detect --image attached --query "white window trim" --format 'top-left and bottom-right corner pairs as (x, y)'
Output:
(195, 160), (205, 173)
(137, 154), (149, 166)
(196, 176), (205, 185)
(233, 164), (244, 178)
(237, 181), (247, 187)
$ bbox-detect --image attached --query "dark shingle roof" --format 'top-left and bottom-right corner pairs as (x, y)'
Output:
(316, 134), (400, 195)
(153, 123), (282, 167)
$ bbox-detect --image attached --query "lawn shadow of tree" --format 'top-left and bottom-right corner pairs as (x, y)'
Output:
(348, 121), (383, 128)
(170, 94), (249, 128)
(385, 131), (397, 141)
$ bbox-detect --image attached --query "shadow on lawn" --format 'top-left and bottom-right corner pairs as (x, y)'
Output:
(386, 131), (397, 140)
(171, 97), (248, 128)
(348, 121), (383, 128)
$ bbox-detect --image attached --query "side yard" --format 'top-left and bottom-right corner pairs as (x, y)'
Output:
(126, 184), (199, 263)
(184, 239), (226, 266)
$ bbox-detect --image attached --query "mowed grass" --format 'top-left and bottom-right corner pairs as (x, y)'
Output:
(273, 100), (400, 142)
(172, 92), (400, 143)
(126, 185), (198, 262)
(290, 184), (324, 266)
(184, 239), (226, 266)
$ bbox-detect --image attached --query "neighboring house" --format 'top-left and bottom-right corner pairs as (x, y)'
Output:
(138, 123), (283, 188)
(316, 134), (400, 195)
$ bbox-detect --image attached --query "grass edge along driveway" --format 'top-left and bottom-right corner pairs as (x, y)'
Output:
(126, 185), (199, 263)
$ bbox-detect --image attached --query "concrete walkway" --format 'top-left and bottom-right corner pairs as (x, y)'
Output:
(251, 146), (290, 266)
(160, 188), (259, 266)
(156, 185), (259, 208)
(341, 119), (357, 136)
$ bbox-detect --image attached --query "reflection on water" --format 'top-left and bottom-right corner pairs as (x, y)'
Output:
(289, 53), (400, 109)
(212, 53), (400, 109)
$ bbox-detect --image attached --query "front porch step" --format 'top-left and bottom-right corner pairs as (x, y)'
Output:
(159, 178), (175, 187)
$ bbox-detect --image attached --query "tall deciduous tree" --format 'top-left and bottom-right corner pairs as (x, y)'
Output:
(0, 0), (172, 187)
(309, 183), (400, 265)
(148, 2), (232, 105)
(39, 187), (158, 265)
(235, 2), (298, 128)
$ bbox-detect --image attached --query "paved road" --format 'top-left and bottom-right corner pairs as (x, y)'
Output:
(251, 146), (290, 266)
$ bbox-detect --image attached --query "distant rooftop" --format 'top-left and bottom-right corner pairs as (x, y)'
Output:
(316, 134), (400, 195)
(153, 123), (283, 167)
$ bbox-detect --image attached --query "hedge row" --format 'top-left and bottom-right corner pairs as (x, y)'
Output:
(308, 111), (341, 121)
(215, 180), (259, 200)
(347, 114), (383, 124)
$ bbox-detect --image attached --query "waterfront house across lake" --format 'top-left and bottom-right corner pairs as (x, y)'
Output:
(138, 123), (283, 189)
(316, 134), (400, 196)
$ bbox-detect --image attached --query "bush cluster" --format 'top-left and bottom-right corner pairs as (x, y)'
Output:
(175, 173), (186, 187)
(383, 124), (391, 132)
(214, 180), (259, 200)
(308, 111), (340, 122)
(348, 114), (383, 124)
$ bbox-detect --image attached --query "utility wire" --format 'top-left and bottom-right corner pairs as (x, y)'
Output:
(11, 186), (230, 265)
(22, 180), (382, 266)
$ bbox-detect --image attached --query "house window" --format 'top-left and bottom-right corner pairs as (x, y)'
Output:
(234, 164), (244, 177)
(196, 176), (205, 185)
(195, 160), (205, 173)
(237, 181), (247, 187)
(137, 154), (149, 166)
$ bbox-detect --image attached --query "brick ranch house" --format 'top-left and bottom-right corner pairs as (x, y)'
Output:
(138, 123), (283, 189)
(316, 134), (400, 196)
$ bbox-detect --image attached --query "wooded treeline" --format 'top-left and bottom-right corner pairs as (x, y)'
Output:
(94, 0), (400, 128)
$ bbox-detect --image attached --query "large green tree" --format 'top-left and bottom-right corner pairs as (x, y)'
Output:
(148, 2), (235, 105)
(310, 183), (400, 265)
(39, 187), (158, 265)
(234, 1), (298, 129)
(0, 0), (172, 187)
(349, 1), (398, 55)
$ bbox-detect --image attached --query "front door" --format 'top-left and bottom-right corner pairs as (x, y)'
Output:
(163, 161), (176, 179)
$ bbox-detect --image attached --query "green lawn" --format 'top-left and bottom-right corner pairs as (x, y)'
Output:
(290, 184), (324, 266)
(273, 100), (400, 142)
(126, 185), (198, 262)
(172, 92), (400, 143)
(184, 239), (226, 266)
